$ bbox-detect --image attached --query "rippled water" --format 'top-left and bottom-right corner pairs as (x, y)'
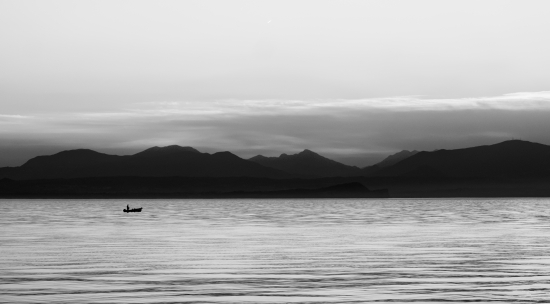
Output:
(2, 199), (550, 303)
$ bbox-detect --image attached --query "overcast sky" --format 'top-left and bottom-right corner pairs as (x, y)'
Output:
(1, 0), (550, 167)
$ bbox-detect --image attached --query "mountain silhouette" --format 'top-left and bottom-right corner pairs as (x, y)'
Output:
(361, 149), (419, 175)
(249, 149), (363, 177)
(376, 150), (419, 167)
(0, 146), (291, 180)
(3, 140), (550, 184)
(0, 149), (121, 180)
(134, 145), (200, 157)
(375, 140), (550, 178)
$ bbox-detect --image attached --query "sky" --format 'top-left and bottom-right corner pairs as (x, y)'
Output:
(1, 0), (550, 167)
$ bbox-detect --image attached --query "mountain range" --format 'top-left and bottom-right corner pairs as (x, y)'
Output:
(374, 140), (550, 178)
(0, 146), (291, 180)
(249, 149), (362, 177)
(375, 150), (419, 168)
(1, 140), (550, 181)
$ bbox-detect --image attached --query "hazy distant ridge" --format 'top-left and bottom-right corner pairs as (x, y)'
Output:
(375, 150), (419, 168)
(249, 149), (363, 178)
(2, 140), (550, 181)
(0, 146), (291, 180)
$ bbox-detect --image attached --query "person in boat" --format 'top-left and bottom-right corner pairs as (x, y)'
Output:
(126, 204), (129, 211)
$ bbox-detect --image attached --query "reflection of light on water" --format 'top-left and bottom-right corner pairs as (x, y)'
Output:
(1, 198), (550, 302)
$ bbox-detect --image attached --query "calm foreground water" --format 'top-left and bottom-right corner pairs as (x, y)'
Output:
(2, 199), (550, 303)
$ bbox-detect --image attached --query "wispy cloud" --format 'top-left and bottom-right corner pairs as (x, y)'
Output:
(126, 91), (550, 117)
(0, 114), (32, 119)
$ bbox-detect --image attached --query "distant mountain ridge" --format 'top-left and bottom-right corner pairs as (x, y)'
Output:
(2, 140), (550, 181)
(360, 150), (419, 175)
(375, 140), (550, 178)
(135, 145), (200, 157)
(0, 146), (291, 180)
(376, 150), (419, 168)
(249, 149), (363, 177)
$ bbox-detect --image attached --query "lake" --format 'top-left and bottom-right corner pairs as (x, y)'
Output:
(1, 198), (550, 303)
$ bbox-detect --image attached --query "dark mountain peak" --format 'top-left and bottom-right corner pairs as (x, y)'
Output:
(54, 149), (105, 157)
(386, 149), (419, 159)
(135, 145), (200, 157)
(2, 146), (291, 180)
(375, 139), (550, 178)
(375, 149), (419, 168)
(426, 140), (543, 156)
(396, 149), (418, 155)
(16, 148), (118, 177)
(22, 149), (112, 167)
(496, 139), (531, 144)
(296, 149), (321, 158)
(278, 149), (326, 160)
(276, 149), (320, 159)
(252, 149), (326, 161)
(492, 139), (541, 148)
(212, 151), (241, 159)
(152, 145), (199, 153)
(249, 155), (268, 161)
(249, 149), (362, 177)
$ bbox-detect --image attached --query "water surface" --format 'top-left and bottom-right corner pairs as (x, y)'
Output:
(2, 198), (550, 303)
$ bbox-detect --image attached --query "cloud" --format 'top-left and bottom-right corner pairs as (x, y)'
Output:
(133, 91), (550, 117)
(1, 91), (550, 167)
(0, 114), (33, 126)
(0, 114), (31, 119)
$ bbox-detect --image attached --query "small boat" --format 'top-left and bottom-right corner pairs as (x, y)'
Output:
(123, 207), (143, 213)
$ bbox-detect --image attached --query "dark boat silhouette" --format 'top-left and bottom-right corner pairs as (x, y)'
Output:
(123, 207), (142, 213)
